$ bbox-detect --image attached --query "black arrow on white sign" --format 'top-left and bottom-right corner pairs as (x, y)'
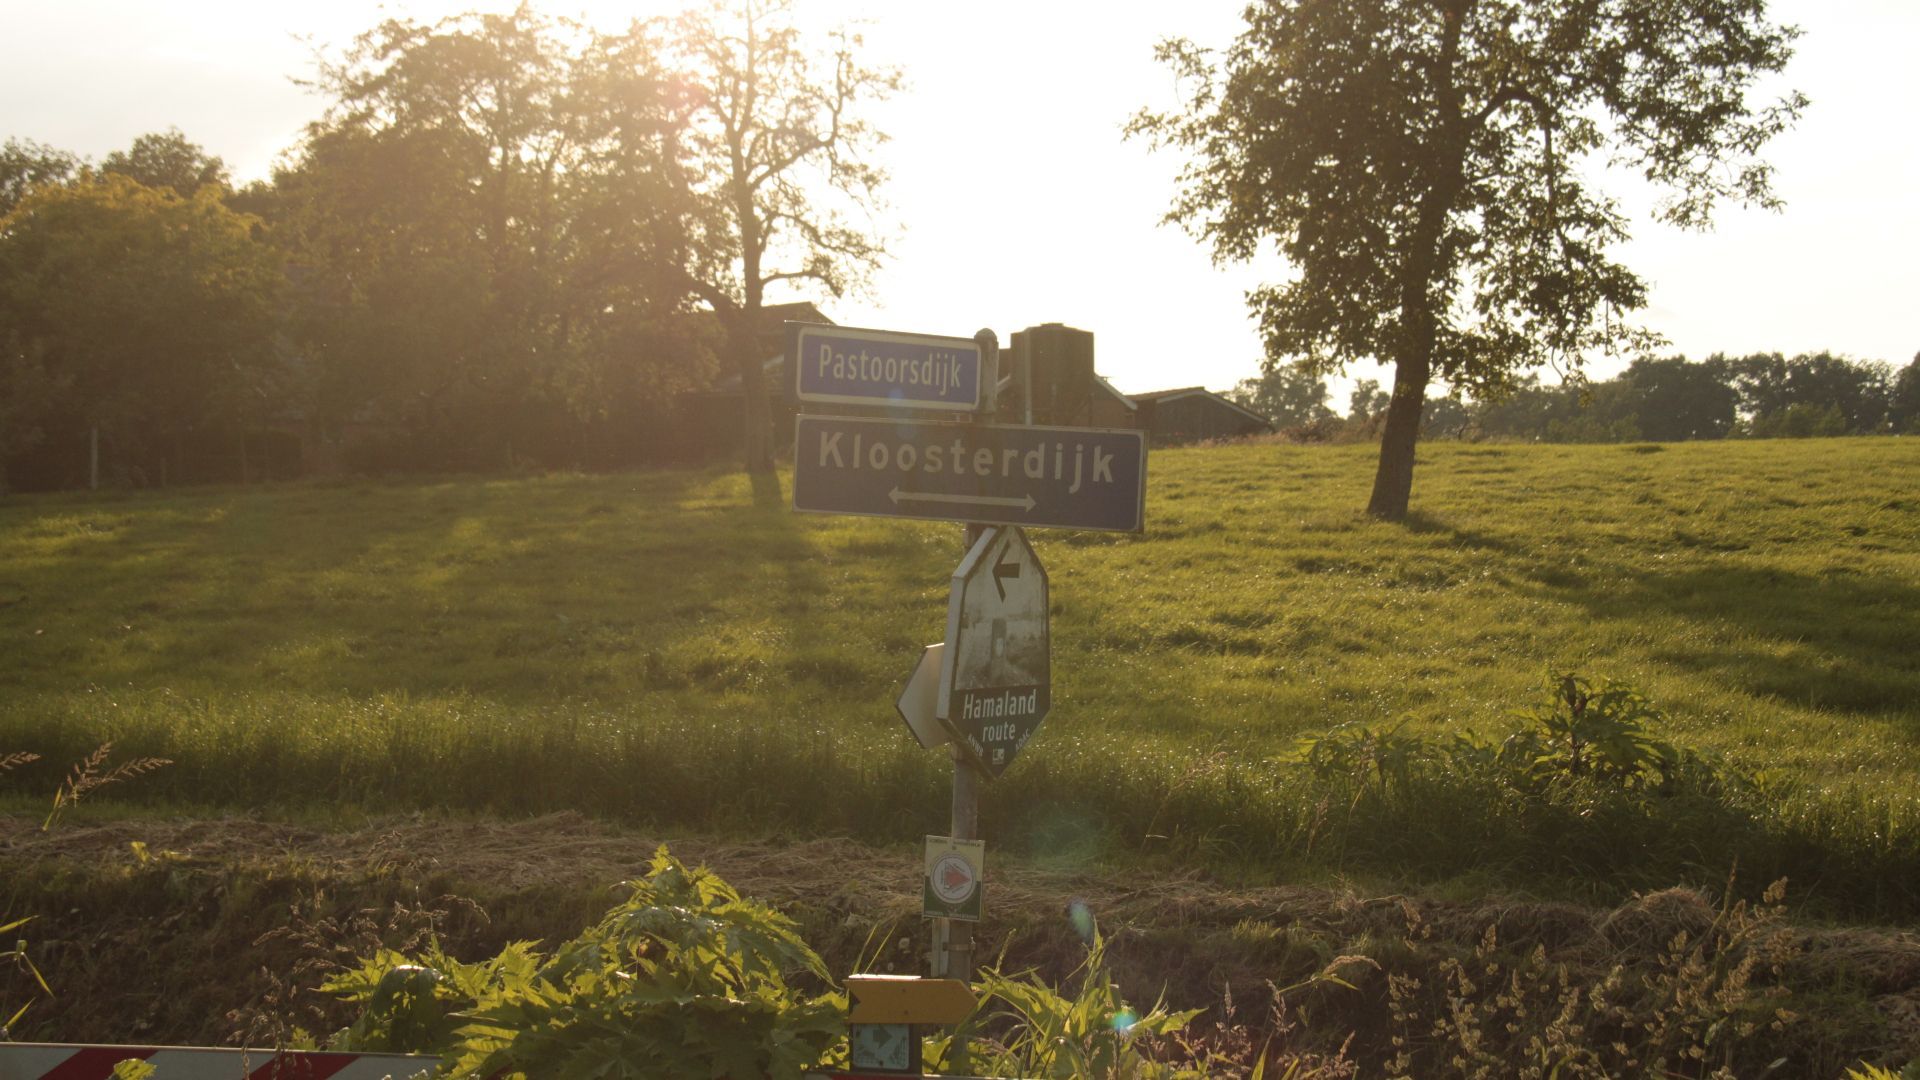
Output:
(992, 541), (1020, 601)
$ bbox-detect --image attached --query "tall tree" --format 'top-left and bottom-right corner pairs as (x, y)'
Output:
(1227, 362), (1333, 428)
(0, 175), (282, 487)
(290, 7), (574, 467)
(1131, 0), (1804, 518)
(1779, 352), (1890, 433)
(0, 333), (68, 491)
(1889, 353), (1920, 435)
(1619, 355), (1738, 441)
(648, 0), (900, 474)
(1347, 379), (1391, 423)
(284, 7), (714, 472)
(101, 130), (229, 196)
(1729, 350), (1890, 435)
(0, 138), (79, 217)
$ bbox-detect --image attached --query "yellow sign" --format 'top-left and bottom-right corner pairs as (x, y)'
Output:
(846, 975), (977, 1025)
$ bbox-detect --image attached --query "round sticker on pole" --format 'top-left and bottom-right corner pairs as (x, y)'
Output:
(923, 836), (983, 922)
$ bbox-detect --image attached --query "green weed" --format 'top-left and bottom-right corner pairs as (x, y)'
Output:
(1502, 671), (1681, 789)
(4, 740), (171, 1032)
(936, 926), (1203, 1079)
(324, 846), (844, 1079)
(1843, 1063), (1920, 1080)
(2, 914), (51, 1036)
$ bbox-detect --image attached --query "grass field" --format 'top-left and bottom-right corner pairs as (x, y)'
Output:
(2, 438), (1916, 919)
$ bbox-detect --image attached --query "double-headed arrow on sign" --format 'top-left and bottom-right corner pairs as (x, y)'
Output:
(888, 488), (1036, 512)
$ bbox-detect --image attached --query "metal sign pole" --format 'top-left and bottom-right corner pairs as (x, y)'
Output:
(932, 332), (996, 1077)
(946, 331), (995, 983)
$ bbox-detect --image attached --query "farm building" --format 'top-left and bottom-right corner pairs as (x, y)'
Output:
(685, 316), (1133, 455)
(1129, 386), (1273, 444)
(682, 317), (1272, 458)
(1087, 376), (1139, 429)
(674, 301), (835, 457)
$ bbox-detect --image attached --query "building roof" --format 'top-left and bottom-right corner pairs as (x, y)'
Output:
(1129, 386), (1272, 427)
(697, 302), (836, 394)
(1093, 375), (1137, 411)
(754, 300), (834, 326)
(1128, 385), (1207, 403)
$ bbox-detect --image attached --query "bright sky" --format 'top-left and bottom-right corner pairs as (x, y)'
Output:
(2, 0), (1914, 399)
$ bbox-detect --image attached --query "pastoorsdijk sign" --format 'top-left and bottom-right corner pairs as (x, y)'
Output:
(792, 416), (1147, 533)
(788, 322), (983, 412)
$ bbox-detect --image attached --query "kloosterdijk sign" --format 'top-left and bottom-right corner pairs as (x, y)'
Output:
(788, 322), (982, 412)
(792, 415), (1146, 532)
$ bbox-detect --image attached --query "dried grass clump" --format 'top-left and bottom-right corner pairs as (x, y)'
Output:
(1596, 886), (1718, 954)
(1800, 928), (1920, 994)
(1382, 879), (1802, 1079)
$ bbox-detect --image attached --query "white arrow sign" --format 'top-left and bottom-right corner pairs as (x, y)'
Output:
(938, 526), (1050, 779)
(894, 643), (952, 749)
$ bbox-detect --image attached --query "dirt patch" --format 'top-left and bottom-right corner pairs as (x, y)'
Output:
(4, 812), (1918, 1071)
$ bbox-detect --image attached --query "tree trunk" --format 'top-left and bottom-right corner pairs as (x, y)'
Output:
(737, 344), (775, 474)
(1365, 0), (1465, 522)
(1365, 359), (1430, 520)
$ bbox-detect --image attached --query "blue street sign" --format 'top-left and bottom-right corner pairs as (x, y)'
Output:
(792, 416), (1147, 532)
(788, 322), (982, 412)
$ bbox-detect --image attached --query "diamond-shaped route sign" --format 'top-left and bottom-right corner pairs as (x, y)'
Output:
(937, 526), (1049, 779)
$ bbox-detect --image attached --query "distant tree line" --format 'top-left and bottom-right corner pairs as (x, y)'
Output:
(0, 2), (894, 493)
(1231, 351), (1920, 443)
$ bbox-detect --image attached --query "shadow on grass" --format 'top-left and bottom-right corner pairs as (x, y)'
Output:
(0, 467), (853, 701)
(749, 468), (785, 511)
(1398, 510), (1531, 558)
(1530, 563), (1920, 716)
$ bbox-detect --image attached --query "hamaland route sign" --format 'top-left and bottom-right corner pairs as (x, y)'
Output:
(939, 526), (1049, 779)
(788, 322), (983, 412)
(792, 415), (1147, 532)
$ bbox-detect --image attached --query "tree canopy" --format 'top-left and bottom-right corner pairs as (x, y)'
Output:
(0, 173), (283, 488)
(0, 138), (79, 218)
(1132, 0), (1805, 518)
(100, 129), (229, 196)
(1, 3), (896, 491)
(1258, 350), (1910, 443)
(651, 0), (900, 473)
(1228, 362), (1334, 428)
(271, 1), (895, 476)
(278, 6), (696, 470)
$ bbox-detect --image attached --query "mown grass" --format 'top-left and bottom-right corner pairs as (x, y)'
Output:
(2, 439), (1916, 919)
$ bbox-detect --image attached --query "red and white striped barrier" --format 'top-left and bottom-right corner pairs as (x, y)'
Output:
(0, 1044), (1028, 1079)
(0, 1043), (438, 1079)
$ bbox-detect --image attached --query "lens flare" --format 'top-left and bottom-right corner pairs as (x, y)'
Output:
(1067, 899), (1095, 942)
